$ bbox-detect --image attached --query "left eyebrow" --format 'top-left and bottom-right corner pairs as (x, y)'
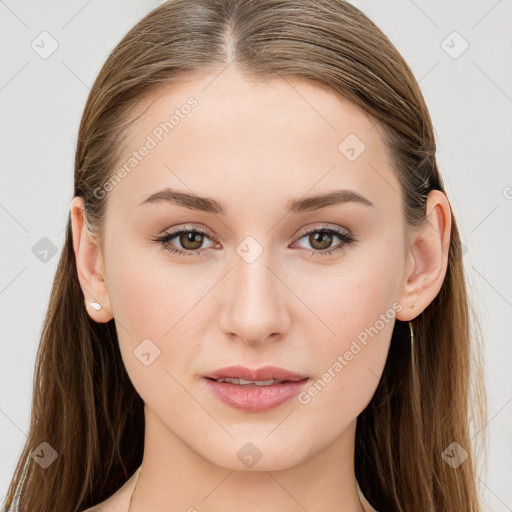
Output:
(137, 187), (374, 216)
(286, 189), (374, 212)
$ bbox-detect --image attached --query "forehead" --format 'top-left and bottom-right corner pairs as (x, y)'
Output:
(107, 67), (401, 217)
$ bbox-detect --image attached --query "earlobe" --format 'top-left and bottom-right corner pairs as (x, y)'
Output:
(69, 196), (114, 323)
(396, 190), (452, 322)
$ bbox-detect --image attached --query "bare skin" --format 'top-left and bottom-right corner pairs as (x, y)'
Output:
(71, 66), (451, 512)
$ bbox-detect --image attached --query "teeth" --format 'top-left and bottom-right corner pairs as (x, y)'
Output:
(215, 378), (284, 386)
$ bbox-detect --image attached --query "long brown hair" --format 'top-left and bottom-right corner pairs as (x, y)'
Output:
(3, 1), (487, 511)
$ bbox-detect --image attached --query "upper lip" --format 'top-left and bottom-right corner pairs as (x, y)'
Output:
(203, 365), (309, 382)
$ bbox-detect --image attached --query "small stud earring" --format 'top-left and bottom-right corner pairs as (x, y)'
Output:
(89, 302), (102, 311)
(410, 302), (417, 309)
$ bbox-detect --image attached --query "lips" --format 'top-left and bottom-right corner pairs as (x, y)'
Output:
(202, 365), (310, 412)
(203, 365), (309, 382)
(203, 366), (309, 412)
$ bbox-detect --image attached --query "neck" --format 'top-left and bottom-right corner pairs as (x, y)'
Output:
(129, 410), (367, 512)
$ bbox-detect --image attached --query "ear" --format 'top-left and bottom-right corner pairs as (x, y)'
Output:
(396, 190), (452, 321)
(69, 196), (114, 322)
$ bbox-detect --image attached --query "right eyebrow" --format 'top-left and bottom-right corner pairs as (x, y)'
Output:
(138, 188), (226, 215)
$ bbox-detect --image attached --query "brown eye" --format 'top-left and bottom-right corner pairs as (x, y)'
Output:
(154, 227), (216, 256)
(179, 231), (204, 250)
(294, 225), (356, 256)
(308, 231), (333, 251)
(154, 224), (355, 258)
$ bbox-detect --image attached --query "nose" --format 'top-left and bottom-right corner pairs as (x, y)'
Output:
(218, 248), (291, 345)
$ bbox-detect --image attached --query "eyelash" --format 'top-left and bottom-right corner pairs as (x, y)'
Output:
(152, 224), (356, 258)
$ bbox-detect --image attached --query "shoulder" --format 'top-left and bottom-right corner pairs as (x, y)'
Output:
(82, 465), (141, 512)
(81, 492), (127, 512)
(357, 479), (380, 512)
(82, 499), (120, 512)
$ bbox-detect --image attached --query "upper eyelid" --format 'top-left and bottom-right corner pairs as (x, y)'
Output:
(155, 224), (355, 259)
(159, 224), (351, 246)
(161, 223), (349, 238)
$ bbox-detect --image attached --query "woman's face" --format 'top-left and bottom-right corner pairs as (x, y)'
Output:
(97, 67), (412, 470)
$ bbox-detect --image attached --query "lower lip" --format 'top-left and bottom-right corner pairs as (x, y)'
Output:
(203, 378), (309, 412)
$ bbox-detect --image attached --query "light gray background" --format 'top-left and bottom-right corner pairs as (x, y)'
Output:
(1, 0), (511, 510)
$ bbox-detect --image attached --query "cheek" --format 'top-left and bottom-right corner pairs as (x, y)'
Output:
(106, 235), (214, 337)
(308, 242), (402, 342)
(296, 244), (403, 416)
(107, 255), (208, 410)
(106, 246), (226, 402)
